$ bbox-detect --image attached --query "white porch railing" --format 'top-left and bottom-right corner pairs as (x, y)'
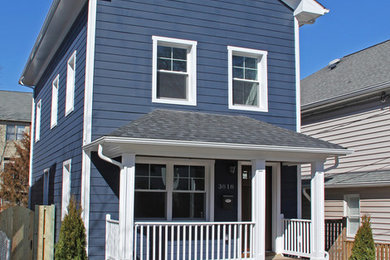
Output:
(106, 215), (120, 260)
(282, 218), (311, 258)
(106, 215), (255, 260)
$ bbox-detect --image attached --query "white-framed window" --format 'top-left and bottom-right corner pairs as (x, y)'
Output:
(6, 125), (26, 141)
(35, 100), (42, 142)
(152, 36), (197, 106)
(228, 46), (268, 112)
(61, 159), (71, 219)
(51, 75), (59, 128)
(65, 50), (76, 116)
(43, 168), (50, 205)
(134, 158), (213, 221)
(345, 194), (360, 237)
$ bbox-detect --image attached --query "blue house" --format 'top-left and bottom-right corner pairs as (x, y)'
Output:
(20, 0), (349, 259)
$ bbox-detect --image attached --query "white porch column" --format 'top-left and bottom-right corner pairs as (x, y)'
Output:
(310, 161), (325, 260)
(272, 164), (283, 254)
(252, 159), (266, 260)
(119, 154), (136, 260)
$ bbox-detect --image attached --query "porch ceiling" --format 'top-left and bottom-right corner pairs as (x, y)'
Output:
(84, 110), (351, 162)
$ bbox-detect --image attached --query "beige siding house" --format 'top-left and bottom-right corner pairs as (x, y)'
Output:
(300, 39), (390, 243)
(0, 91), (32, 210)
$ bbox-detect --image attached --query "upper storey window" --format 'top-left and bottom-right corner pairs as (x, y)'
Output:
(152, 36), (197, 106)
(51, 75), (59, 128)
(65, 51), (76, 116)
(228, 46), (268, 112)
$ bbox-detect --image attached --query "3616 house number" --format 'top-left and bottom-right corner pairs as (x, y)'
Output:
(217, 184), (234, 190)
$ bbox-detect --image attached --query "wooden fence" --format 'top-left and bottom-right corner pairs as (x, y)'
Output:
(326, 217), (390, 260)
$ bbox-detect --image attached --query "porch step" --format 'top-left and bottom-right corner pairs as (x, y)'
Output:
(265, 253), (303, 260)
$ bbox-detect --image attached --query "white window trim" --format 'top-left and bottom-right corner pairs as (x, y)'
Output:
(227, 46), (268, 112)
(43, 168), (50, 205)
(51, 75), (59, 128)
(152, 36), (197, 106)
(344, 194), (360, 238)
(62, 159), (72, 220)
(136, 157), (214, 221)
(65, 50), (77, 116)
(35, 100), (42, 142)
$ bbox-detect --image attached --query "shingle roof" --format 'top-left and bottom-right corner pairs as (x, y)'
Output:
(301, 39), (390, 107)
(303, 170), (390, 187)
(0, 91), (32, 122)
(109, 109), (344, 150)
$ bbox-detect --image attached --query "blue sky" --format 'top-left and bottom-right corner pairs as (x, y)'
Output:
(0, 0), (389, 92)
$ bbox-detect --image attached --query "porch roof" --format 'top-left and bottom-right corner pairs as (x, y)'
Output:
(85, 110), (351, 162)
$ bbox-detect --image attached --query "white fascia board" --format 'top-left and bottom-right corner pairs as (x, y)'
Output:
(84, 136), (352, 161)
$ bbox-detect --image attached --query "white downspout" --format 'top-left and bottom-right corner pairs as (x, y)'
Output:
(97, 144), (122, 169)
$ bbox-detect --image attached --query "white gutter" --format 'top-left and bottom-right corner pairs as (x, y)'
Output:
(325, 182), (390, 189)
(86, 136), (352, 156)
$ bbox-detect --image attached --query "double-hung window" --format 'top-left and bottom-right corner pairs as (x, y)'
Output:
(345, 194), (360, 237)
(51, 75), (59, 128)
(228, 46), (268, 112)
(134, 158), (212, 220)
(65, 51), (76, 116)
(6, 125), (26, 141)
(152, 36), (197, 106)
(62, 159), (71, 219)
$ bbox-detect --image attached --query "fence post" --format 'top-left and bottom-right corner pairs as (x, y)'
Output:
(34, 205), (55, 260)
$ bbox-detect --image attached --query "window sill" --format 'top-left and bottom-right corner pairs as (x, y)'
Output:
(228, 104), (268, 112)
(152, 97), (197, 106)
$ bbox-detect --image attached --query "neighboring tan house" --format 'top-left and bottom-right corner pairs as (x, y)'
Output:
(301, 39), (390, 243)
(19, 0), (350, 259)
(0, 90), (32, 209)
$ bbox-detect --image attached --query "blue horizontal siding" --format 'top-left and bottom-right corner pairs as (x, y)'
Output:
(89, 1), (297, 258)
(31, 5), (87, 242)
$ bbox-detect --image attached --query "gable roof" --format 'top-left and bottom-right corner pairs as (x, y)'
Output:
(0, 91), (32, 122)
(108, 109), (344, 151)
(301, 39), (390, 111)
(20, 0), (327, 87)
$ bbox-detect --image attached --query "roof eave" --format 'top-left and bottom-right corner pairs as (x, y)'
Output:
(325, 182), (390, 189)
(302, 81), (390, 114)
(19, 0), (87, 87)
(84, 136), (352, 162)
(293, 0), (329, 26)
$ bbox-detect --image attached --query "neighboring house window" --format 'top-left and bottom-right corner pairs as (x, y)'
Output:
(152, 36), (197, 106)
(345, 194), (360, 237)
(35, 100), (42, 142)
(134, 159), (211, 220)
(228, 46), (268, 112)
(65, 51), (76, 116)
(51, 75), (59, 128)
(61, 160), (71, 219)
(6, 125), (26, 141)
(43, 168), (50, 205)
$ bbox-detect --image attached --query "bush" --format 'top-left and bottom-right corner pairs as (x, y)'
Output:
(55, 197), (87, 260)
(349, 215), (375, 260)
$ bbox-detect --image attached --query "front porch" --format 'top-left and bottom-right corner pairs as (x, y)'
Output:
(83, 110), (350, 260)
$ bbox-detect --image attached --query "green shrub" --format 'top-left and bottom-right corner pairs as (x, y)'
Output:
(349, 215), (375, 260)
(55, 197), (87, 260)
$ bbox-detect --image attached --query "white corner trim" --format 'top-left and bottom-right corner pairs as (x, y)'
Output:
(227, 45), (268, 112)
(152, 35), (197, 106)
(81, 0), (97, 254)
(28, 97), (36, 208)
(294, 17), (301, 133)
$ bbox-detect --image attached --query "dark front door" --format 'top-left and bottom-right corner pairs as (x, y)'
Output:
(241, 165), (273, 252)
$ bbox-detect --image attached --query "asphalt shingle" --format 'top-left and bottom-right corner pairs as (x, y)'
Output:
(301, 40), (390, 107)
(0, 91), (32, 122)
(109, 109), (344, 150)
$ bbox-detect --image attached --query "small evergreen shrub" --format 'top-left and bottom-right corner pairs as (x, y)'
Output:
(55, 197), (87, 260)
(349, 215), (375, 260)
